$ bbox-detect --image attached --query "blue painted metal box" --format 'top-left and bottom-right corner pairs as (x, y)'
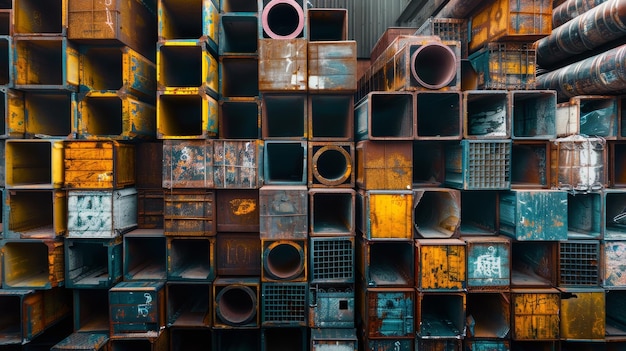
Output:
(499, 190), (568, 241)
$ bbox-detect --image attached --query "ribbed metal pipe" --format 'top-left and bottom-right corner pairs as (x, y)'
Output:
(553, 0), (609, 28)
(435, 0), (482, 19)
(536, 44), (626, 99)
(537, 0), (626, 67)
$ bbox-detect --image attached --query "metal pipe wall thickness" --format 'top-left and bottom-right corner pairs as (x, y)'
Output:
(552, 0), (609, 28)
(536, 44), (626, 99)
(536, 0), (626, 67)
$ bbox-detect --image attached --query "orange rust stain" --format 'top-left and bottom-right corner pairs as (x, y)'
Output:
(230, 199), (256, 216)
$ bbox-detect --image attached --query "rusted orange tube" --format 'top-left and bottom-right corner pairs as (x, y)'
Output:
(263, 241), (305, 280)
(215, 285), (257, 326)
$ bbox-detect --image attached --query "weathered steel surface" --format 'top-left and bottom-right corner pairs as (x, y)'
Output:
(309, 188), (355, 236)
(359, 287), (414, 338)
(511, 90), (556, 139)
(417, 17), (468, 58)
(552, 0), (609, 28)
(310, 328), (357, 351)
(369, 27), (417, 62)
(0, 89), (25, 139)
(163, 189), (215, 237)
(309, 285), (355, 328)
(260, 0), (306, 39)
(219, 13), (258, 56)
(465, 236), (511, 290)
(157, 40), (218, 97)
(162, 140), (214, 188)
(537, 0), (626, 67)
(213, 277), (260, 328)
(14, 36), (79, 91)
(308, 142), (354, 187)
(216, 189), (259, 232)
(259, 38), (307, 92)
(445, 140), (512, 190)
(559, 288), (605, 340)
(604, 189), (626, 240)
(499, 190), (568, 241)
(603, 240), (626, 287)
(4, 190), (67, 239)
(511, 141), (550, 189)
(469, 42), (536, 90)
(123, 229), (167, 281)
(469, 0), (552, 53)
(216, 232), (261, 276)
(13, 0), (68, 35)
(65, 237), (123, 289)
(308, 94), (353, 141)
(611, 141), (626, 188)
(362, 337), (413, 351)
(536, 44), (626, 100)
(221, 0), (257, 12)
(5, 139), (64, 189)
(214, 139), (264, 188)
(263, 141), (307, 184)
(79, 46), (156, 99)
(51, 332), (110, 351)
(67, 188), (138, 238)
(157, 90), (218, 139)
(108, 331), (169, 351)
(355, 92), (414, 141)
(550, 135), (607, 192)
(415, 338), (462, 351)
(135, 141), (163, 189)
(77, 91), (156, 140)
(159, 0), (219, 54)
(166, 237), (215, 281)
(261, 239), (307, 282)
(463, 339), (510, 351)
(166, 282), (211, 327)
(261, 93), (307, 139)
(24, 91), (75, 138)
(308, 41), (357, 92)
(511, 288), (560, 340)
(466, 292), (510, 338)
(556, 95), (618, 138)
(261, 282), (308, 327)
(356, 140), (412, 190)
(512, 241), (557, 287)
(64, 140), (136, 190)
(109, 281), (166, 335)
(559, 240), (600, 286)
(68, 0), (157, 61)
(567, 192), (602, 239)
(413, 188), (460, 239)
(415, 91), (462, 140)
(309, 236), (354, 283)
(356, 237), (414, 287)
(219, 98), (261, 139)
(415, 239), (466, 291)
(357, 189), (412, 240)
(606, 290), (626, 337)
(463, 90), (510, 139)
(307, 8), (348, 41)
(137, 189), (164, 229)
(1, 239), (65, 289)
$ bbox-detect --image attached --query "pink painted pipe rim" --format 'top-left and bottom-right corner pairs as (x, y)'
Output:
(410, 42), (457, 90)
(262, 0), (305, 39)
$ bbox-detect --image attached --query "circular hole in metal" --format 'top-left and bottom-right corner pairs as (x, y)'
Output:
(410, 43), (457, 89)
(262, 0), (304, 39)
(313, 146), (351, 186)
(216, 285), (257, 325)
(264, 242), (304, 280)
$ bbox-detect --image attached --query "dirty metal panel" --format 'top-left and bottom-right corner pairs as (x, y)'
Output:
(216, 232), (261, 276)
(137, 189), (164, 229)
(51, 332), (110, 351)
(259, 38), (307, 92)
(465, 236), (511, 290)
(416, 239), (466, 291)
(68, 0), (157, 61)
(559, 288), (605, 340)
(550, 135), (607, 192)
(166, 236), (215, 281)
(468, 43), (537, 91)
(65, 237), (123, 289)
(556, 96), (619, 138)
(77, 91), (156, 140)
(162, 140), (214, 188)
(356, 237), (414, 288)
(356, 140), (412, 190)
(362, 337), (413, 351)
(14, 36), (79, 91)
(216, 189), (259, 232)
(413, 188), (461, 239)
(463, 339), (510, 351)
(499, 190), (568, 241)
(1, 239), (65, 289)
(259, 185), (307, 239)
(310, 328), (357, 351)
(163, 189), (215, 237)
(109, 281), (166, 335)
(360, 288), (414, 338)
(308, 41), (357, 93)
(64, 140), (136, 189)
(213, 139), (264, 189)
(4, 190), (67, 239)
(5, 139), (64, 189)
(1, 89), (25, 139)
(135, 140), (163, 189)
(358, 189), (412, 240)
(67, 188), (138, 238)
(603, 241), (626, 288)
(511, 288), (560, 340)
(309, 285), (355, 328)
(469, 0), (552, 53)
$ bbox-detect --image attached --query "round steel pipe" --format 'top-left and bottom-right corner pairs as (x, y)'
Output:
(215, 285), (257, 326)
(553, 0), (609, 28)
(436, 0), (482, 19)
(410, 42), (457, 90)
(537, 0), (626, 67)
(311, 145), (352, 186)
(536, 44), (626, 99)
(261, 0), (305, 39)
(263, 241), (305, 280)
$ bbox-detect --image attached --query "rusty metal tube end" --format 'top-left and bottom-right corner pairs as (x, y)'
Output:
(216, 285), (257, 326)
(312, 145), (352, 186)
(261, 0), (305, 39)
(410, 42), (457, 90)
(264, 241), (305, 280)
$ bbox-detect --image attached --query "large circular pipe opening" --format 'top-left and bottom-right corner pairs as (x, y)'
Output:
(262, 0), (305, 39)
(216, 285), (257, 326)
(264, 241), (304, 280)
(312, 146), (352, 186)
(410, 43), (457, 89)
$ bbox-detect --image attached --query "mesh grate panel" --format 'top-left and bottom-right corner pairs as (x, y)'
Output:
(262, 283), (307, 325)
(311, 237), (354, 283)
(559, 241), (600, 286)
(467, 141), (511, 189)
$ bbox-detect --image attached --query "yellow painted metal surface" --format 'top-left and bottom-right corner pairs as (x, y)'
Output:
(560, 289), (605, 340)
(361, 190), (412, 240)
(14, 37), (79, 90)
(156, 40), (218, 96)
(3, 89), (26, 138)
(512, 288), (560, 340)
(2, 240), (64, 289)
(6, 190), (67, 239)
(5, 140), (65, 189)
(356, 141), (412, 190)
(469, 0), (552, 53)
(416, 239), (466, 291)
(64, 141), (135, 189)
(258, 38), (308, 92)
